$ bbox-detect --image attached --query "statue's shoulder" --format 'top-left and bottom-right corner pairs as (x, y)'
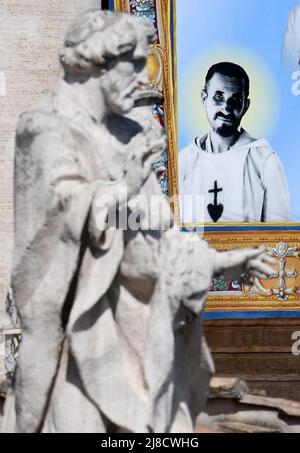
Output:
(16, 91), (80, 143)
(17, 110), (61, 139)
(15, 110), (87, 158)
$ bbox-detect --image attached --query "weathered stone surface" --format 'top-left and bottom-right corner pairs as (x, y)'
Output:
(0, 338), (5, 392)
(240, 394), (300, 418)
(198, 377), (300, 433)
(209, 377), (250, 399)
(0, 316), (7, 394)
(0, 303), (19, 394)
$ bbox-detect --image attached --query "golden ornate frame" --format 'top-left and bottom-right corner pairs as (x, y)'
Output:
(114, 0), (300, 314)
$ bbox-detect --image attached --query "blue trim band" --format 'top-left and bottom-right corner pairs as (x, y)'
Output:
(204, 311), (300, 320)
(181, 226), (300, 233)
(205, 226), (300, 232)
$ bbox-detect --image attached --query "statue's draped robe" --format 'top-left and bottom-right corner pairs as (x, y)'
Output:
(2, 85), (214, 433)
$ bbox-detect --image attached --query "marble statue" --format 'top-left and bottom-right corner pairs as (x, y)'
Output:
(0, 10), (275, 433)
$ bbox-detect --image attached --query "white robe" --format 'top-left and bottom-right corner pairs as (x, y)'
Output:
(178, 130), (290, 223)
(282, 5), (300, 68)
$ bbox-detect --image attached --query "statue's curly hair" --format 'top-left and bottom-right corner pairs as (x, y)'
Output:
(59, 9), (156, 76)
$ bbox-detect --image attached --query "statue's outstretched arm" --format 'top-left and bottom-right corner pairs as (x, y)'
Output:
(212, 247), (276, 282)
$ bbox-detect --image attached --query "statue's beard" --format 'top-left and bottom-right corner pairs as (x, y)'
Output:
(103, 90), (133, 114)
(101, 75), (136, 115)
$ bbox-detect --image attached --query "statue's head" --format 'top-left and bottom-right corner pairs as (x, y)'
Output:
(60, 9), (156, 114)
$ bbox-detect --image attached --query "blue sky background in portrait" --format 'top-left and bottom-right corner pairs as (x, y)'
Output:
(177, 0), (300, 221)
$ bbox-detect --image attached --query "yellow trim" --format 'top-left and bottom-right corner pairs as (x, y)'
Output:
(114, 0), (127, 11)
(158, 0), (179, 219)
(171, 0), (179, 218)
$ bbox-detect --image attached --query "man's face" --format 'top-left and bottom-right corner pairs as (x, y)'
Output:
(202, 72), (250, 137)
(101, 40), (149, 114)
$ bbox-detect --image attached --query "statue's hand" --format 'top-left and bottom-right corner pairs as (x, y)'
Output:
(124, 132), (166, 198)
(214, 247), (276, 281)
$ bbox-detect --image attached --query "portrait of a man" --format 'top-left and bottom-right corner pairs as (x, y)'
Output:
(179, 62), (290, 224)
(282, 4), (300, 68)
